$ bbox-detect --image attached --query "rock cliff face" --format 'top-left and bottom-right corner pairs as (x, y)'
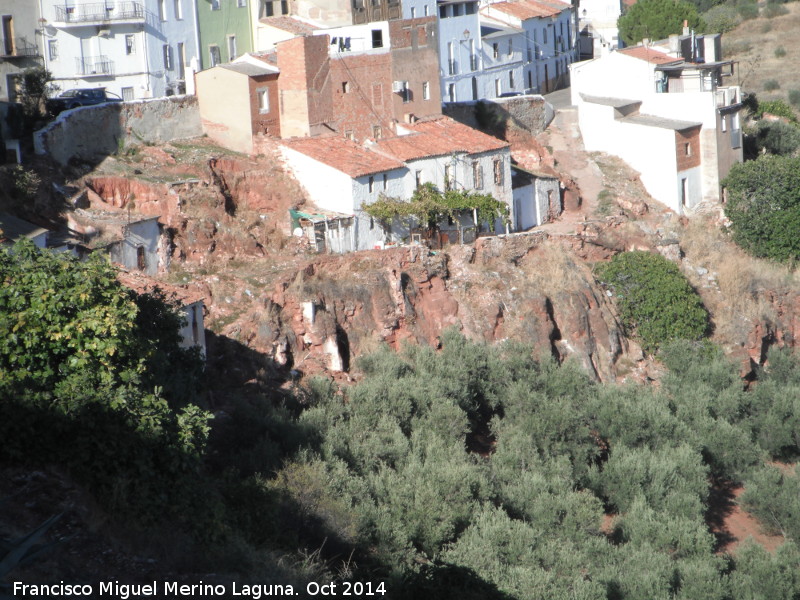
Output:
(216, 234), (637, 383)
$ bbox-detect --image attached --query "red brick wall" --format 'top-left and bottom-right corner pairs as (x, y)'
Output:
(249, 73), (281, 138)
(330, 52), (395, 141)
(389, 18), (441, 122)
(277, 35), (333, 137)
(675, 126), (701, 171)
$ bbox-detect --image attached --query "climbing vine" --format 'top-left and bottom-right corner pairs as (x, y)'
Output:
(364, 183), (510, 232)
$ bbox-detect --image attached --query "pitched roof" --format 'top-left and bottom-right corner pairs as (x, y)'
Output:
(282, 136), (405, 178)
(259, 16), (321, 35)
(618, 46), (681, 65)
(374, 117), (509, 161)
(482, 0), (571, 20)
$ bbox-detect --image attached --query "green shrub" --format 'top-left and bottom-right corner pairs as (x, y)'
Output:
(789, 89), (800, 108)
(764, 3), (789, 17)
(761, 21), (773, 33)
(756, 119), (800, 156)
(775, 46), (787, 58)
(758, 98), (798, 121)
(740, 465), (800, 541)
(736, 0), (759, 20)
(764, 79), (781, 92)
(596, 251), (709, 353)
(722, 155), (800, 262)
(702, 4), (741, 33)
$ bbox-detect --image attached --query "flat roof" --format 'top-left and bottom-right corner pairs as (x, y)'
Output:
(580, 93), (642, 109)
(621, 114), (702, 131)
(221, 62), (278, 76)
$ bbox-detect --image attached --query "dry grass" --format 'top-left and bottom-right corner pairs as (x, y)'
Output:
(519, 240), (596, 297)
(680, 216), (799, 344)
(724, 3), (800, 111)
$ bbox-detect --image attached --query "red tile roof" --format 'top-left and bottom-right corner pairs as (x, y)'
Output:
(374, 117), (509, 161)
(618, 46), (681, 65)
(282, 136), (405, 178)
(259, 16), (320, 35)
(484, 0), (571, 19)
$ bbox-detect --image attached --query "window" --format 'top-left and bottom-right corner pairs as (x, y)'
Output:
(721, 115), (727, 132)
(492, 43), (499, 59)
(121, 86), (134, 101)
(465, 2), (475, 14)
(509, 70), (514, 88)
(422, 81), (430, 100)
(257, 88), (269, 112)
(163, 44), (172, 70)
(369, 216), (374, 230)
(448, 83), (455, 102)
(383, 173), (388, 190)
(342, 81), (350, 93)
(371, 29), (383, 48)
(344, 130), (354, 140)
(211, 0), (220, 9)
(424, 4), (429, 15)
(439, 4), (446, 17)
(177, 42), (185, 79)
(410, 6), (416, 17)
(685, 142), (691, 156)
(472, 161), (483, 189)
(48, 40), (58, 60)
(493, 158), (503, 186)
(508, 39), (513, 56)
(238, 0), (247, 6)
(174, 0), (183, 19)
(681, 177), (688, 206)
(495, 78), (501, 96)
(543, 28), (547, 44)
(373, 125), (382, 139)
(125, 34), (135, 55)
(369, 176), (375, 192)
(2, 16), (14, 56)
(209, 45), (221, 67)
(159, 0), (166, 20)
(136, 246), (146, 271)
(372, 83), (383, 106)
(228, 35), (237, 60)
(415, 170), (423, 188)
(444, 164), (453, 191)
(401, 82), (410, 103)
(453, 3), (462, 16)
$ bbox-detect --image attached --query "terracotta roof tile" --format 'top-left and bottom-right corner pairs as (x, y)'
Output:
(618, 46), (681, 65)
(374, 117), (509, 161)
(282, 136), (406, 177)
(259, 16), (320, 35)
(483, 0), (571, 19)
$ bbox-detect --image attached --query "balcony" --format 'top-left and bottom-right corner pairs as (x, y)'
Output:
(0, 37), (40, 58)
(53, 2), (145, 27)
(75, 55), (114, 77)
(715, 85), (741, 108)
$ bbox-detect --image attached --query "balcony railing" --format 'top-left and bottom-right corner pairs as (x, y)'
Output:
(75, 55), (114, 76)
(54, 2), (144, 24)
(448, 59), (458, 75)
(715, 85), (741, 108)
(1, 37), (40, 58)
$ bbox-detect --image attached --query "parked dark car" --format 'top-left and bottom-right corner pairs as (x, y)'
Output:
(47, 88), (123, 114)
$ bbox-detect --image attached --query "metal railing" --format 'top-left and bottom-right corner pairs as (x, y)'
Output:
(55, 2), (144, 23)
(75, 55), (114, 76)
(1, 37), (40, 57)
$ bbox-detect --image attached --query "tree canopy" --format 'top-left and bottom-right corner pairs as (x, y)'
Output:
(618, 0), (704, 46)
(722, 155), (800, 262)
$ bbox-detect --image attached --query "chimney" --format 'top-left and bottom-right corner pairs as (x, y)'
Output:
(642, 38), (650, 47)
(669, 34), (680, 54)
(683, 20), (690, 36)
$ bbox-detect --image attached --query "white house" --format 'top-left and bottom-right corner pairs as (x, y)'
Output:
(280, 116), (524, 251)
(570, 37), (743, 213)
(0, 212), (49, 248)
(578, 0), (622, 57)
(38, 0), (200, 100)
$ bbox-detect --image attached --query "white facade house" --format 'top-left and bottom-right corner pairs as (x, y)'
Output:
(38, 0), (199, 100)
(570, 37), (743, 214)
(280, 116), (520, 252)
(578, 0), (622, 57)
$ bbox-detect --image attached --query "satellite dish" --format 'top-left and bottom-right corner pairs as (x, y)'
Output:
(293, 227), (304, 237)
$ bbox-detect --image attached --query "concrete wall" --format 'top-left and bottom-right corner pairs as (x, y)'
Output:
(279, 144), (356, 213)
(34, 95), (202, 166)
(108, 218), (161, 276)
(196, 67), (252, 153)
(443, 94), (551, 135)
